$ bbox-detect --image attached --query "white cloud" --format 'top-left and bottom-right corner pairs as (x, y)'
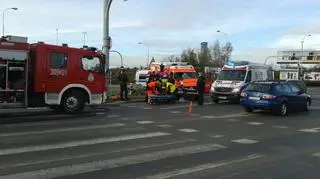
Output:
(2, 0), (320, 67)
(232, 48), (279, 64)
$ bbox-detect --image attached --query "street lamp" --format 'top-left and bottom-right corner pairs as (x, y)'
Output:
(103, 0), (127, 74)
(82, 32), (87, 46)
(217, 30), (229, 42)
(110, 50), (123, 67)
(217, 30), (230, 63)
(301, 34), (311, 60)
(138, 42), (150, 66)
(298, 34), (311, 80)
(2, 7), (18, 37)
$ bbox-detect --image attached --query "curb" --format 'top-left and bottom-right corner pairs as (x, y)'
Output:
(105, 99), (145, 105)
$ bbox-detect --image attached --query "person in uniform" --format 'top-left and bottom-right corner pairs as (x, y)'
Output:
(117, 68), (129, 100)
(197, 73), (205, 106)
(146, 79), (160, 104)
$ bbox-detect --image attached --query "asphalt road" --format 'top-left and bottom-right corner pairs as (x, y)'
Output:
(1, 88), (320, 179)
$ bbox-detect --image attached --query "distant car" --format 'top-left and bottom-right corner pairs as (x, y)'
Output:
(240, 81), (312, 116)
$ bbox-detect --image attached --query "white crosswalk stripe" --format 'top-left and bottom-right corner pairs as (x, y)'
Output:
(246, 122), (264, 126)
(1, 143), (226, 179)
(0, 132), (170, 156)
(136, 121), (154, 124)
(231, 138), (259, 144)
(0, 123), (126, 137)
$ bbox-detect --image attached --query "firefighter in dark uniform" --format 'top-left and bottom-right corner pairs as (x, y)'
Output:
(168, 72), (175, 84)
(117, 68), (129, 100)
(197, 73), (205, 106)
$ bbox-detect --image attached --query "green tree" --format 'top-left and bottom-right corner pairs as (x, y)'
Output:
(211, 40), (223, 67)
(221, 42), (233, 62)
(210, 40), (233, 67)
(181, 48), (199, 67)
(198, 49), (212, 72)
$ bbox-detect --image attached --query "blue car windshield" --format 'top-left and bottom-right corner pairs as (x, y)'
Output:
(217, 70), (246, 81)
(246, 83), (272, 92)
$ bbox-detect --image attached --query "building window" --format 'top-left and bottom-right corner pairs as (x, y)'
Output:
(50, 52), (67, 69)
(81, 56), (101, 72)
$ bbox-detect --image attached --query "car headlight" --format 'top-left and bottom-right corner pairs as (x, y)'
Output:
(232, 88), (240, 93)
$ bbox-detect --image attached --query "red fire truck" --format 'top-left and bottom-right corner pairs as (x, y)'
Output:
(0, 35), (107, 113)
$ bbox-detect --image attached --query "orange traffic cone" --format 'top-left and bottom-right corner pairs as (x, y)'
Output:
(188, 101), (193, 113)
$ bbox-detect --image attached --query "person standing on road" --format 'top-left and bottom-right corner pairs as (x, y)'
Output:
(168, 72), (175, 84)
(197, 73), (205, 106)
(117, 68), (129, 101)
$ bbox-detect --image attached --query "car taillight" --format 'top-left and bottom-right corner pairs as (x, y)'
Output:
(262, 95), (276, 99)
(240, 92), (247, 97)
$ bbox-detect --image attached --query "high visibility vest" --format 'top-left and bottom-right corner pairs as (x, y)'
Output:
(166, 82), (176, 93)
(147, 82), (157, 95)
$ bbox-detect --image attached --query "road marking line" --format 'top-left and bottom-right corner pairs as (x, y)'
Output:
(143, 154), (264, 179)
(203, 112), (250, 120)
(157, 124), (172, 128)
(137, 121), (154, 124)
(312, 153), (320, 157)
(95, 112), (106, 115)
(246, 122), (264, 126)
(231, 138), (259, 144)
(1, 143), (226, 179)
(272, 125), (289, 129)
(0, 139), (196, 170)
(143, 107), (152, 110)
(226, 119), (240, 122)
(160, 106), (187, 110)
(119, 117), (130, 120)
(203, 116), (216, 119)
(189, 113), (200, 116)
(0, 132), (171, 156)
(178, 129), (199, 133)
(209, 134), (225, 138)
(0, 123), (126, 137)
(107, 115), (120, 118)
(298, 128), (320, 133)
(310, 106), (320, 110)
(170, 111), (182, 114)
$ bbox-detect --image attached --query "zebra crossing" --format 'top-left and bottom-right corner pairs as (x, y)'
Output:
(0, 113), (268, 179)
(1, 101), (320, 178)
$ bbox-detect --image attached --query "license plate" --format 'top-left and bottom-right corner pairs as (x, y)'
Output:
(218, 96), (227, 99)
(249, 97), (260, 100)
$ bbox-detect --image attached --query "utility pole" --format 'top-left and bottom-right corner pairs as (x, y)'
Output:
(2, 7), (18, 37)
(56, 28), (59, 45)
(82, 32), (87, 46)
(299, 34), (311, 80)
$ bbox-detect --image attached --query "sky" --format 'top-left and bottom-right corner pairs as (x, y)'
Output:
(2, 0), (320, 67)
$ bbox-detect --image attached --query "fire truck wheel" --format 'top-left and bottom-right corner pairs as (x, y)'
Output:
(62, 91), (85, 113)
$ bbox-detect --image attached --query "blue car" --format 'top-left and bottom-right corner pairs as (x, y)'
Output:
(240, 81), (311, 116)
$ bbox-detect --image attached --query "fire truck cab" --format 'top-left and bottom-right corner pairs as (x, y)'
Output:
(0, 36), (106, 113)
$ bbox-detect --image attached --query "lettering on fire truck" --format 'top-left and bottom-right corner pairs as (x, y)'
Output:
(50, 69), (67, 76)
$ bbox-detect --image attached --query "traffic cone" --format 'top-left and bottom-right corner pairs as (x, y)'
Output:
(188, 101), (193, 113)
